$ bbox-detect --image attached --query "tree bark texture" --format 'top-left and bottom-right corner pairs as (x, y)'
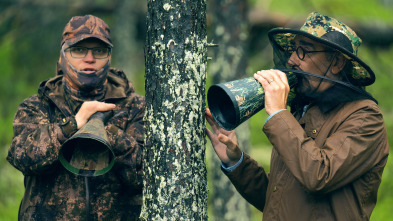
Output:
(141, 0), (208, 220)
(208, 0), (251, 220)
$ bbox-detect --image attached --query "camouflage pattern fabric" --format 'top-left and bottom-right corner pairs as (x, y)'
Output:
(7, 68), (144, 221)
(59, 14), (113, 97)
(60, 43), (110, 96)
(268, 12), (374, 86)
(61, 15), (112, 47)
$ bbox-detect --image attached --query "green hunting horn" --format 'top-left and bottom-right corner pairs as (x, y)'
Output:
(207, 69), (298, 131)
(59, 111), (115, 177)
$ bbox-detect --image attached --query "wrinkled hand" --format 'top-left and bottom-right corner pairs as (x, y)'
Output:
(205, 108), (242, 167)
(75, 101), (116, 129)
(254, 69), (290, 116)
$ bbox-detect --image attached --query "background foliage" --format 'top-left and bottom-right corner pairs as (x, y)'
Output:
(0, 0), (392, 220)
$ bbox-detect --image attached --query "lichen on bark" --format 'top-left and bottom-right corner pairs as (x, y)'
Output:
(141, 0), (208, 220)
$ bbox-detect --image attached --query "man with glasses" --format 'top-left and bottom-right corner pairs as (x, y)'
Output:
(206, 12), (389, 220)
(7, 15), (145, 220)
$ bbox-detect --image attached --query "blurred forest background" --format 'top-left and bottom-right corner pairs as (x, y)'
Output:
(1, 0), (392, 220)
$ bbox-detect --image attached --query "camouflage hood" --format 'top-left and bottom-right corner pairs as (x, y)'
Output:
(268, 12), (375, 86)
(39, 68), (135, 106)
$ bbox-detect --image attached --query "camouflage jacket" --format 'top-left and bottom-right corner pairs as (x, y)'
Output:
(7, 68), (145, 221)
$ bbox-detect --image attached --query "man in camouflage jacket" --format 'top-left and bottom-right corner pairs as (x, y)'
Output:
(7, 15), (145, 220)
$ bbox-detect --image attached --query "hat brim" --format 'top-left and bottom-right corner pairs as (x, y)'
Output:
(64, 34), (113, 48)
(268, 28), (375, 86)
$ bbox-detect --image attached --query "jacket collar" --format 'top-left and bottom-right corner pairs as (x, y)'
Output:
(312, 84), (376, 113)
(38, 68), (132, 115)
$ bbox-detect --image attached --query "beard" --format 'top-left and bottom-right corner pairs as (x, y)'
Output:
(294, 70), (337, 99)
(295, 74), (319, 98)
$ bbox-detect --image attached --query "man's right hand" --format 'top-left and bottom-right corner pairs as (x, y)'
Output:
(205, 108), (242, 167)
(75, 101), (116, 129)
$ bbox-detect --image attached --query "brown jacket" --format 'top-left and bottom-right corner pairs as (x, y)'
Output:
(7, 69), (145, 221)
(225, 99), (389, 220)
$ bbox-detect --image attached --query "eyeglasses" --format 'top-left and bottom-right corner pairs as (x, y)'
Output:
(291, 46), (335, 61)
(65, 46), (111, 59)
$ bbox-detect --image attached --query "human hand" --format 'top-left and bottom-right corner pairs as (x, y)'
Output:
(254, 69), (290, 115)
(75, 101), (116, 129)
(205, 108), (242, 167)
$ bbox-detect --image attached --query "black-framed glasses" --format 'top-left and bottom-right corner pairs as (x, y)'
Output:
(65, 46), (111, 59)
(291, 46), (335, 61)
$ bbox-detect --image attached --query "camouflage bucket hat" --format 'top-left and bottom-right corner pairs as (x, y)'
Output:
(268, 12), (375, 86)
(61, 15), (113, 47)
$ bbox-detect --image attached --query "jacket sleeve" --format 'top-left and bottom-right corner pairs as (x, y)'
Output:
(7, 95), (78, 175)
(263, 105), (389, 194)
(224, 153), (269, 212)
(105, 94), (145, 190)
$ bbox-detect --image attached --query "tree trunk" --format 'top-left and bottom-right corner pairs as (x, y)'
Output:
(141, 0), (208, 220)
(207, 0), (251, 220)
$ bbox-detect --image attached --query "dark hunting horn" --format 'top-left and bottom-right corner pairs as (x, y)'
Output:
(59, 111), (115, 177)
(207, 69), (299, 131)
